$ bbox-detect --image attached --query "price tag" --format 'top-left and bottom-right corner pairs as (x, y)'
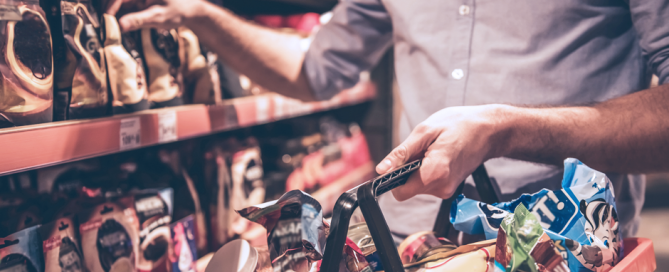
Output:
(120, 117), (141, 150)
(158, 111), (177, 143)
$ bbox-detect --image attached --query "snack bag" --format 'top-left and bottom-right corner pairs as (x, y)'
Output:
(40, 215), (87, 272)
(177, 27), (221, 105)
(44, 0), (108, 120)
(400, 238), (496, 272)
(78, 197), (140, 272)
(0, 226), (43, 272)
(451, 158), (622, 272)
(141, 28), (183, 108)
(134, 189), (173, 272)
(170, 215), (197, 272)
(101, 14), (149, 114)
(238, 190), (326, 272)
(0, 0), (53, 128)
(495, 204), (568, 272)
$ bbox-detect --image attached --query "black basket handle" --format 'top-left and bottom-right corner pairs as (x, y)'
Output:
(320, 160), (498, 272)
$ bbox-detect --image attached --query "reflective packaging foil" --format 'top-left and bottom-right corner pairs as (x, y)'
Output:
(0, 0), (53, 128)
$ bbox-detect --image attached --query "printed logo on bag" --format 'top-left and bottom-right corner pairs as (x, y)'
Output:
(530, 190), (578, 234)
(477, 203), (509, 231)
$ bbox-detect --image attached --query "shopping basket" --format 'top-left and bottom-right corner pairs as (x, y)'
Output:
(319, 160), (657, 272)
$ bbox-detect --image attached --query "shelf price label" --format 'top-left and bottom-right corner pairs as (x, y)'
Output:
(158, 111), (177, 143)
(120, 117), (141, 150)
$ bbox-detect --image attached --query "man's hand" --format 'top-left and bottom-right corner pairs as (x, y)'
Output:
(376, 104), (513, 201)
(117, 0), (203, 32)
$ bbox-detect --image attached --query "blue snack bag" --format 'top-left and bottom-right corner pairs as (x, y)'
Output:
(451, 158), (622, 272)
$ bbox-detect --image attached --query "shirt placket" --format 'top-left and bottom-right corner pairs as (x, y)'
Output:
(446, 0), (475, 107)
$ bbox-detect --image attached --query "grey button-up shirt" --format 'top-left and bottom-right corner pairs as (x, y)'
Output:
(304, 0), (668, 240)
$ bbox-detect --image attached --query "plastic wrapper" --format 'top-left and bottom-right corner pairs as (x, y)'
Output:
(346, 223), (382, 271)
(238, 190), (326, 272)
(451, 158), (622, 272)
(0, 0), (53, 128)
(101, 14), (149, 114)
(177, 27), (221, 105)
(402, 239), (496, 272)
(45, 0), (108, 120)
(397, 231), (457, 266)
(133, 189), (173, 272)
(170, 215), (197, 272)
(141, 28), (183, 108)
(495, 204), (568, 272)
(0, 225), (43, 272)
(78, 196), (139, 272)
(40, 215), (86, 272)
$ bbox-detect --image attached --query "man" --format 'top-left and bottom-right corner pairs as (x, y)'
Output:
(118, 0), (669, 241)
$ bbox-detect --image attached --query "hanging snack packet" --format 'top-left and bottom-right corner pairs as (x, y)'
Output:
(238, 190), (326, 272)
(78, 197), (140, 272)
(101, 14), (149, 114)
(495, 204), (568, 272)
(0, 0), (53, 128)
(177, 27), (221, 105)
(45, 0), (108, 120)
(170, 215), (197, 272)
(40, 215), (86, 272)
(141, 28), (183, 108)
(133, 188), (173, 272)
(451, 158), (622, 272)
(0, 226), (43, 272)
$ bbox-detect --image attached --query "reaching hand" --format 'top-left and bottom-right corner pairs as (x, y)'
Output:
(116, 0), (205, 32)
(376, 104), (512, 201)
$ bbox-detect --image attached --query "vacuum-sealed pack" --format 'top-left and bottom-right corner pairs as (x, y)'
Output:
(0, 0), (53, 128)
(451, 158), (622, 272)
(45, 0), (108, 120)
(133, 189), (173, 272)
(238, 190), (326, 272)
(78, 197), (139, 272)
(40, 215), (86, 272)
(141, 28), (183, 108)
(170, 215), (197, 272)
(101, 14), (148, 114)
(0, 225), (43, 272)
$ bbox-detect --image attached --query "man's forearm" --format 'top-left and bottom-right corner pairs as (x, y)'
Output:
(183, 2), (315, 101)
(500, 84), (669, 173)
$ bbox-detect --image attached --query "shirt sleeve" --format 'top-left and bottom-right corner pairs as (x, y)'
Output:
(303, 0), (393, 100)
(629, 0), (669, 85)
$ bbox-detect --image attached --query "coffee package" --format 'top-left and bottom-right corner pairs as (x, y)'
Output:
(133, 188), (173, 272)
(141, 28), (183, 108)
(0, 225), (43, 272)
(0, 0), (53, 128)
(78, 197), (139, 272)
(177, 27), (220, 105)
(40, 215), (87, 272)
(44, 0), (108, 120)
(170, 215), (197, 272)
(101, 14), (149, 114)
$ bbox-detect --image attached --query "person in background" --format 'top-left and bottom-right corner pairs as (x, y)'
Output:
(118, 0), (669, 242)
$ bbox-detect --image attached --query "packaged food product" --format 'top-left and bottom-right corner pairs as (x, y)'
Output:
(170, 215), (197, 272)
(0, 0), (53, 128)
(78, 197), (139, 272)
(45, 0), (108, 120)
(177, 27), (220, 105)
(101, 14), (149, 114)
(0, 226), (43, 272)
(451, 158), (622, 272)
(141, 28), (183, 108)
(40, 215), (86, 272)
(397, 231), (456, 265)
(495, 204), (568, 272)
(204, 239), (257, 272)
(133, 189), (173, 272)
(346, 223), (382, 271)
(238, 190), (326, 272)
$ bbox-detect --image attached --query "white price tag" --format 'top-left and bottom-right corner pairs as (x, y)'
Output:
(120, 117), (141, 150)
(158, 111), (177, 143)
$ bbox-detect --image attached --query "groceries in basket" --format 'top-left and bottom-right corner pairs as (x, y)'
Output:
(451, 158), (622, 272)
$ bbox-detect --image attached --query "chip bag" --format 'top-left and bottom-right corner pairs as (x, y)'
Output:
(451, 158), (622, 272)
(238, 190), (326, 272)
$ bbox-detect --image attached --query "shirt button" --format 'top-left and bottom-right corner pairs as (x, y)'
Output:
(452, 69), (464, 80)
(459, 5), (470, 16)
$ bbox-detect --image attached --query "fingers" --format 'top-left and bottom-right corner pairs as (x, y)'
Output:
(391, 168), (425, 201)
(376, 125), (438, 174)
(118, 5), (166, 32)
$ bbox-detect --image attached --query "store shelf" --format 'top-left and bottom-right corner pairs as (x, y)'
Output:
(0, 81), (376, 176)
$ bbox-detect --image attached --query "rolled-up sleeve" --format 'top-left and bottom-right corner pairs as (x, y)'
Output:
(304, 0), (393, 100)
(629, 0), (669, 84)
